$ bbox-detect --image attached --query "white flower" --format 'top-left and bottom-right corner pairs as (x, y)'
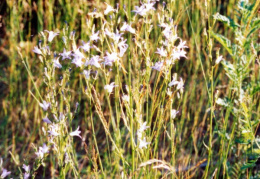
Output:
(70, 126), (82, 139)
(151, 61), (163, 71)
(32, 46), (42, 55)
(176, 77), (184, 90)
(59, 48), (71, 60)
(104, 3), (115, 15)
(35, 143), (49, 159)
(45, 30), (59, 42)
(170, 109), (179, 119)
(72, 56), (84, 67)
(1, 169), (11, 178)
(48, 124), (59, 136)
(216, 55), (223, 64)
(168, 76), (178, 87)
(103, 52), (119, 66)
(171, 48), (187, 60)
(122, 94), (130, 103)
(43, 116), (52, 124)
(104, 82), (117, 93)
(155, 47), (167, 57)
(90, 29), (100, 42)
(118, 39), (128, 57)
(144, 1), (156, 11)
(80, 40), (91, 52)
(138, 122), (150, 134)
(83, 70), (91, 80)
(22, 164), (30, 173)
(53, 57), (62, 68)
(132, 5), (147, 16)
(39, 100), (51, 111)
(177, 39), (188, 50)
(120, 22), (135, 34)
(73, 48), (85, 59)
(24, 172), (30, 179)
(85, 55), (101, 68)
(138, 137), (151, 149)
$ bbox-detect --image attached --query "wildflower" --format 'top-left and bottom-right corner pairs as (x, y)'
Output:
(177, 39), (188, 50)
(120, 22), (135, 34)
(170, 109), (179, 119)
(43, 116), (52, 124)
(90, 29), (100, 42)
(83, 70), (91, 80)
(138, 122), (150, 134)
(22, 164), (30, 173)
(168, 75), (178, 87)
(216, 55), (223, 64)
(104, 82), (117, 93)
(39, 100), (51, 111)
(132, 5), (147, 16)
(35, 143), (49, 159)
(151, 61), (163, 71)
(32, 46), (42, 55)
(80, 40), (91, 52)
(171, 48), (187, 60)
(24, 172), (30, 179)
(48, 124), (60, 136)
(59, 48), (71, 60)
(1, 169), (11, 179)
(72, 56), (84, 67)
(70, 126), (82, 139)
(118, 39), (128, 57)
(85, 55), (101, 68)
(122, 94), (130, 103)
(45, 30), (59, 42)
(144, 1), (156, 11)
(138, 137), (151, 149)
(155, 47), (167, 57)
(53, 57), (62, 68)
(104, 3), (115, 15)
(103, 52), (119, 66)
(176, 77), (184, 91)
(73, 48), (85, 59)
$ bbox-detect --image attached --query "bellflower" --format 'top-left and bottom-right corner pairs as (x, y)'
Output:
(138, 137), (151, 149)
(104, 82), (117, 93)
(170, 109), (179, 119)
(45, 30), (59, 42)
(53, 57), (62, 68)
(120, 22), (135, 34)
(83, 70), (91, 80)
(85, 55), (101, 68)
(104, 3), (115, 15)
(80, 40), (91, 52)
(216, 55), (223, 64)
(39, 100), (51, 111)
(70, 126), (82, 139)
(118, 39), (128, 57)
(22, 164), (30, 173)
(90, 29), (100, 42)
(151, 61), (163, 71)
(103, 52), (119, 66)
(155, 47), (167, 57)
(72, 56), (84, 67)
(59, 48), (71, 60)
(43, 116), (52, 124)
(1, 169), (11, 179)
(32, 46), (42, 55)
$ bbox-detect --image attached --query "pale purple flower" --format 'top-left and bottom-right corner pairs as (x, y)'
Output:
(176, 78), (184, 91)
(53, 57), (62, 68)
(168, 76), (178, 87)
(90, 30), (100, 42)
(104, 3), (115, 15)
(73, 48), (85, 59)
(43, 116), (52, 124)
(103, 52), (119, 66)
(120, 22), (135, 34)
(177, 39), (188, 50)
(39, 100), (51, 111)
(216, 55), (223, 64)
(104, 82), (117, 93)
(144, 1), (156, 11)
(72, 56), (84, 67)
(155, 47), (167, 57)
(132, 5), (147, 16)
(70, 126), (82, 139)
(138, 137), (151, 149)
(32, 46), (42, 55)
(45, 30), (59, 42)
(59, 48), (71, 60)
(22, 164), (30, 173)
(24, 172), (30, 179)
(118, 39), (128, 57)
(85, 55), (101, 68)
(151, 61), (163, 71)
(35, 143), (49, 159)
(83, 70), (91, 80)
(48, 124), (59, 136)
(1, 169), (11, 178)
(171, 49), (187, 60)
(80, 40), (91, 52)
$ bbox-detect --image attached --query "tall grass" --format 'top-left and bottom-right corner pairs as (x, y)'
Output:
(0, 0), (259, 178)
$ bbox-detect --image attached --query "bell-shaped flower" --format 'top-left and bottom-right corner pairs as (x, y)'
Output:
(120, 22), (135, 34)
(39, 100), (51, 111)
(118, 39), (128, 57)
(151, 61), (163, 71)
(170, 109), (179, 119)
(1, 169), (11, 179)
(104, 2), (115, 15)
(85, 55), (101, 68)
(138, 137), (151, 149)
(53, 57), (62, 68)
(32, 46), (42, 55)
(155, 47), (167, 57)
(59, 48), (71, 60)
(70, 126), (82, 139)
(80, 40), (91, 52)
(43, 116), (52, 124)
(104, 82), (117, 94)
(45, 30), (59, 42)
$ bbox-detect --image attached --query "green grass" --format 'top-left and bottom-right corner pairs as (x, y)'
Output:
(0, 0), (259, 178)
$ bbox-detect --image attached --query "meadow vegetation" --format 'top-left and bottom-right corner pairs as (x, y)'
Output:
(0, 0), (259, 178)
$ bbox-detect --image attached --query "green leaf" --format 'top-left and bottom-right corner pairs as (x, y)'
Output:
(241, 162), (256, 170)
(210, 31), (233, 56)
(213, 13), (239, 29)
